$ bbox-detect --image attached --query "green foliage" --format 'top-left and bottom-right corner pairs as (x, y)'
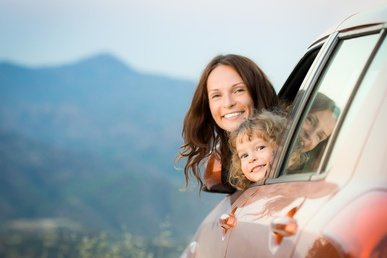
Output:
(0, 218), (185, 258)
(0, 55), (223, 257)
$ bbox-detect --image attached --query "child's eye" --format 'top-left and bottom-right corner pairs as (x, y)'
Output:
(256, 145), (266, 151)
(240, 153), (248, 159)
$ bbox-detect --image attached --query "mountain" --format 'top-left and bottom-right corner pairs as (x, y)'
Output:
(0, 54), (222, 248)
(0, 53), (194, 175)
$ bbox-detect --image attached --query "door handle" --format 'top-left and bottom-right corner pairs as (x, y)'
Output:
(270, 207), (298, 245)
(270, 216), (298, 236)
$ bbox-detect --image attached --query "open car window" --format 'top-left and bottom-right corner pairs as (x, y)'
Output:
(281, 32), (381, 176)
(278, 47), (320, 103)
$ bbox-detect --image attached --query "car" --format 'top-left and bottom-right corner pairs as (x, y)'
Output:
(181, 4), (387, 258)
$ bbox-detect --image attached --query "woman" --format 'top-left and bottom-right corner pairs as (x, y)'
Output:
(287, 92), (340, 172)
(177, 54), (278, 193)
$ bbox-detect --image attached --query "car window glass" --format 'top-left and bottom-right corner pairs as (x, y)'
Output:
(283, 33), (380, 175)
(279, 48), (320, 103)
(324, 34), (387, 172)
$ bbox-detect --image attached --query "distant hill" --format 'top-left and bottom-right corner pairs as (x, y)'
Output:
(0, 54), (221, 243)
(0, 53), (195, 176)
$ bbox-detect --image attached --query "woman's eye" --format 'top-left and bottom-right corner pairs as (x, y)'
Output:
(308, 114), (318, 126)
(317, 131), (326, 142)
(234, 88), (245, 94)
(210, 94), (220, 99)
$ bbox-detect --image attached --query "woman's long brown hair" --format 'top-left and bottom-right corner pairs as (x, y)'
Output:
(177, 54), (278, 190)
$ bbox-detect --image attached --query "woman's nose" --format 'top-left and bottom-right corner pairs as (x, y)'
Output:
(223, 94), (235, 108)
(310, 133), (319, 149)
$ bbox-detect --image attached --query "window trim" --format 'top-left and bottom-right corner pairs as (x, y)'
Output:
(267, 27), (386, 185)
(315, 28), (387, 176)
(267, 32), (339, 184)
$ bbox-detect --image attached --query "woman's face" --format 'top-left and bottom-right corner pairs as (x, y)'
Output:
(300, 109), (337, 152)
(207, 65), (254, 132)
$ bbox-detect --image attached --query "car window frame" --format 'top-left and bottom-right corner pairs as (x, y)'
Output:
(260, 32), (339, 186)
(263, 25), (386, 186)
(313, 27), (387, 179)
(245, 35), (337, 189)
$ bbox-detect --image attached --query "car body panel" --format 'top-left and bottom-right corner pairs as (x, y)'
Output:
(294, 59), (387, 257)
(225, 181), (338, 258)
(313, 4), (387, 46)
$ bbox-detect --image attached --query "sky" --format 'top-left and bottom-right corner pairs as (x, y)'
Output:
(0, 0), (386, 90)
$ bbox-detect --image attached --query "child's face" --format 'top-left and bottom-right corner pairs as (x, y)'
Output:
(236, 134), (275, 183)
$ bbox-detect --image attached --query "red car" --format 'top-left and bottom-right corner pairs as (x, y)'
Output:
(181, 5), (387, 258)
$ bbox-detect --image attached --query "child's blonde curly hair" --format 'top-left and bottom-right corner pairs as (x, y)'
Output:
(228, 110), (287, 190)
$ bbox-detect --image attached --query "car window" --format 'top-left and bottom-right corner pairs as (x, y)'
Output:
(278, 47), (320, 103)
(323, 33), (387, 174)
(282, 32), (380, 175)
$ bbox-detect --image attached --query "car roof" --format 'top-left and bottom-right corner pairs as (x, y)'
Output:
(312, 4), (387, 46)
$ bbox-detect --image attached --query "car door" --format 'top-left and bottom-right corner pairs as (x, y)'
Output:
(223, 25), (384, 258)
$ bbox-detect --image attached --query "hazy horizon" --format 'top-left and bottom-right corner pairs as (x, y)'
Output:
(0, 0), (386, 89)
